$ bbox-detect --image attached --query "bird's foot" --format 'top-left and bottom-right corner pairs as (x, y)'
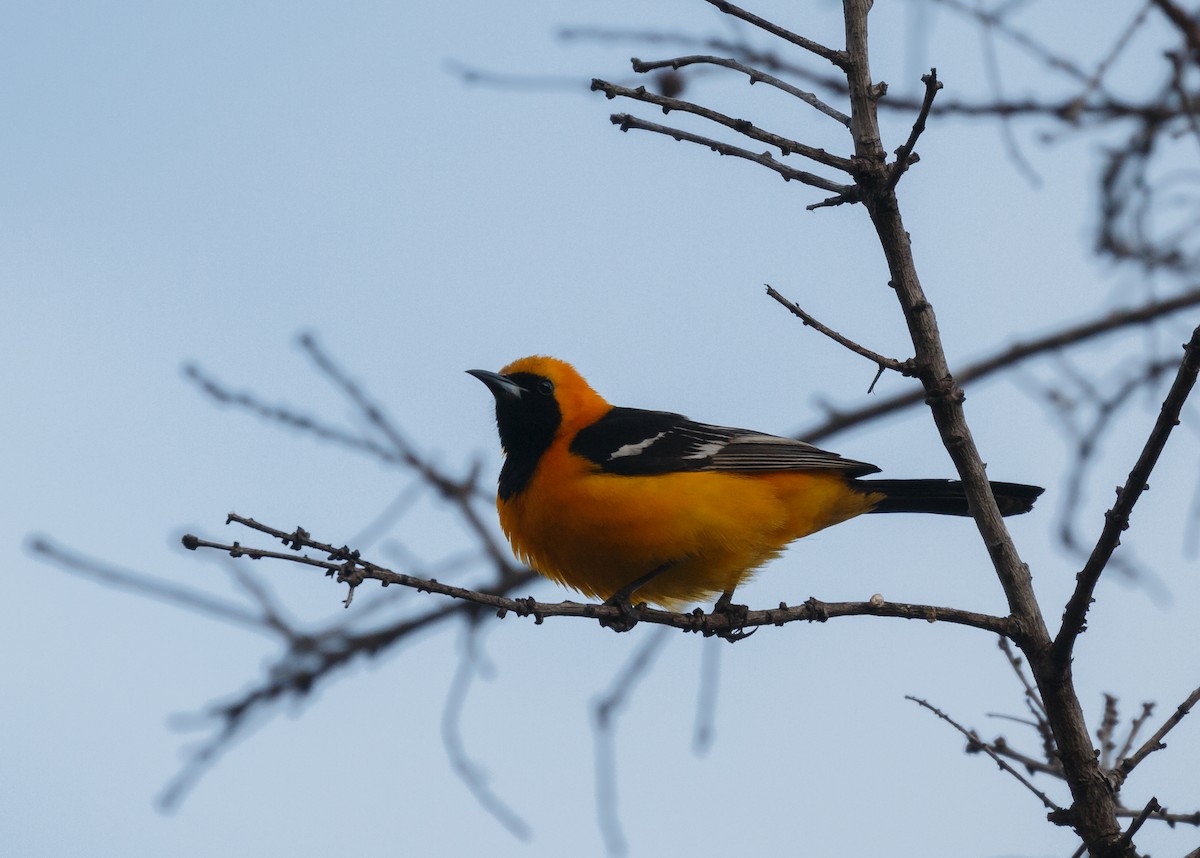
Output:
(711, 592), (755, 642)
(599, 591), (642, 633)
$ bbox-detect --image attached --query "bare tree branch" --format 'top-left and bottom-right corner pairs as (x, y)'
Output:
(591, 78), (853, 171)
(630, 55), (849, 125)
(183, 515), (1018, 639)
(183, 362), (400, 465)
(1119, 806), (1200, 826)
(930, 0), (1093, 83)
(1114, 703), (1157, 769)
(38, 5), (1200, 853)
(765, 284), (914, 382)
(1036, 356), (1179, 592)
(294, 334), (520, 575)
(887, 68), (943, 190)
(971, 0), (1043, 185)
(703, 0), (848, 69)
(1116, 686), (1200, 785)
(187, 335), (518, 576)
(442, 626), (533, 841)
(906, 696), (1064, 813)
(1068, 3), (1155, 111)
(1151, 0), (1200, 54)
(29, 536), (265, 631)
(1098, 694), (1121, 770)
(560, 22), (1196, 124)
(1116, 797), (1162, 852)
(987, 735), (1063, 778)
(836, 1), (1130, 850)
(998, 637), (1048, 722)
(798, 289), (1200, 444)
(605, 112), (856, 196)
(1056, 325), (1200, 658)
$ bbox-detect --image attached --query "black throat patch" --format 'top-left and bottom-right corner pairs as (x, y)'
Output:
(495, 372), (564, 501)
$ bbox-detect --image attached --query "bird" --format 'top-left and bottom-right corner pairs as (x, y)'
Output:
(469, 355), (1042, 612)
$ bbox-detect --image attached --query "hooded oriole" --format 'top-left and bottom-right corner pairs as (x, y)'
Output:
(469, 356), (1042, 610)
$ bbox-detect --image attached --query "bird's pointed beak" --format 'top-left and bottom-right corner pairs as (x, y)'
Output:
(467, 368), (523, 400)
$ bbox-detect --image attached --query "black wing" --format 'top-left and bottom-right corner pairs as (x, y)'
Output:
(569, 407), (881, 477)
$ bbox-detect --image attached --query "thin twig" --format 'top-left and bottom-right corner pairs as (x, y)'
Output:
(29, 536), (264, 631)
(798, 289), (1200, 443)
(971, 0), (1042, 185)
(1114, 796), (1161, 853)
(1114, 703), (1157, 768)
(887, 68), (943, 190)
(998, 637), (1048, 719)
(930, 0), (1092, 82)
(182, 363), (400, 464)
(987, 735), (1064, 777)
(630, 55), (849, 126)
(1116, 806), (1200, 826)
(906, 696), (1063, 813)
(607, 113), (856, 196)
(994, 638), (1060, 775)
(806, 189), (860, 211)
(1055, 326), (1200, 659)
(1098, 694), (1120, 770)
(441, 627), (533, 841)
(703, 0), (848, 69)
(592, 79), (853, 171)
(296, 335), (520, 575)
(1116, 686), (1200, 784)
(765, 284), (913, 377)
(1042, 357), (1178, 590)
(185, 340), (514, 575)
(559, 22), (1192, 123)
(1067, 2), (1153, 110)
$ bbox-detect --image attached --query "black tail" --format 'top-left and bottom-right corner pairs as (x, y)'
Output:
(852, 479), (1043, 517)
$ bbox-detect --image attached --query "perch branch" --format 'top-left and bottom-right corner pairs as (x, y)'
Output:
(184, 515), (1017, 639)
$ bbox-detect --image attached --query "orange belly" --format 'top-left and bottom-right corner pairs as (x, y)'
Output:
(498, 444), (882, 609)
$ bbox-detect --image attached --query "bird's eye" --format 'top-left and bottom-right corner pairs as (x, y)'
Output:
(537, 379), (554, 396)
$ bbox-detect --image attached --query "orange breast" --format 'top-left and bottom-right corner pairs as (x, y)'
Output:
(498, 441), (882, 609)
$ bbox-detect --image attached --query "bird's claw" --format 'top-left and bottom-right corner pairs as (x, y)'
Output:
(599, 593), (642, 632)
(711, 597), (755, 642)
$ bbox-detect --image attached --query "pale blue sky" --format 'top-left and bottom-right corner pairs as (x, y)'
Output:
(5, 2), (1198, 856)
